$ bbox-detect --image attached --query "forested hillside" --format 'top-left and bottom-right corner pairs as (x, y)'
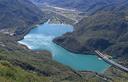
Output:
(54, 0), (128, 67)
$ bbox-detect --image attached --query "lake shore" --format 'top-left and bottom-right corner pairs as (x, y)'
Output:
(18, 22), (110, 73)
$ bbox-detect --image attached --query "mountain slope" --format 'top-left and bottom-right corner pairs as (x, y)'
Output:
(0, 0), (47, 37)
(0, 61), (51, 82)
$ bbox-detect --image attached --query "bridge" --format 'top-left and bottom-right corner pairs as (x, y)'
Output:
(95, 50), (128, 73)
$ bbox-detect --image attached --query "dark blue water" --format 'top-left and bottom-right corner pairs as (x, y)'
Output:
(19, 22), (110, 73)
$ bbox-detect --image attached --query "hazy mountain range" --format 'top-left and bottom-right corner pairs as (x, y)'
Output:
(31, 0), (128, 14)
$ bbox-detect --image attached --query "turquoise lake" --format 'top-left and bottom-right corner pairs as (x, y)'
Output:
(18, 22), (110, 73)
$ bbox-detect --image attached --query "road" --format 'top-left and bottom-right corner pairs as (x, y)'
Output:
(95, 50), (128, 73)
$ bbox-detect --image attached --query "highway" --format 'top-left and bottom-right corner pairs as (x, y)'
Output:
(95, 50), (128, 73)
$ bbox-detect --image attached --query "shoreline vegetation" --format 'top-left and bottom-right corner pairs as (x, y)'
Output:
(19, 43), (52, 57)
(53, 39), (96, 55)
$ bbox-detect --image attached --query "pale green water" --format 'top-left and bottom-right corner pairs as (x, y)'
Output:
(19, 22), (110, 73)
